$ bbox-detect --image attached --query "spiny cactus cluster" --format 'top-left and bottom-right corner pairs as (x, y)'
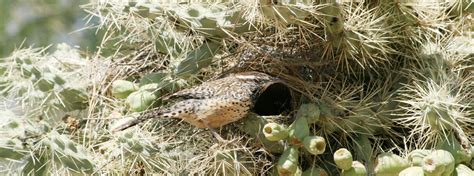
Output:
(0, 45), (94, 174)
(0, 0), (473, 175)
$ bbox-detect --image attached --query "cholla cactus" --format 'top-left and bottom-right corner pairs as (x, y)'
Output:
(374, 153), (409, 176)
(1, 0), (473, 175)
(396, 74), (472, 148)
(422, 150), (456, 176)
(0, 110), (93, 175)
(0, 45), (91, 118)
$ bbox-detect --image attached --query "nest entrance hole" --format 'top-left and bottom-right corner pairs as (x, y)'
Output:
(253, 82), (292, 116)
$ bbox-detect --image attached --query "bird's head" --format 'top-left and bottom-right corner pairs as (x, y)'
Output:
(233, 71), (280, 84)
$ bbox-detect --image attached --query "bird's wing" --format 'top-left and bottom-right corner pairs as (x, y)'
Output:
(165, 84), (214, 100)
(165, 76), (238, 100)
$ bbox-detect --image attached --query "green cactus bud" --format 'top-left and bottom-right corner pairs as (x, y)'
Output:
(320, 2), (344, 35)
(341, 161), (366, 176)
(126, 90), (158, 112)
(334, 148), (353, 170)
(407, 149), (431, 166)
(296, 103), (320, 124)
(288, 117), (310, 146)
(302, 166), (328, 176)
(422, 150), (455, 176)
(399, 166), (424, 176)
(112, 80), (139, 99)
(455, 164), (474, 176)
(139, 83), (159, 91)
(263, 122), (289, 141)
(277, 147), (300, 175)
(374, 153), (409, 176)
(303, 136), (326, 155)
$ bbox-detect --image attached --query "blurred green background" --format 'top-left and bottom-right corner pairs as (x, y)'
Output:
(0, 0), (99, 57)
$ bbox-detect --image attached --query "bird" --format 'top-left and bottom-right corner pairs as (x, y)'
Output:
(112, 71), (283, 135)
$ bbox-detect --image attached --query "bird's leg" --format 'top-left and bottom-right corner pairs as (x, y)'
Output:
(203, 122), (228, 143)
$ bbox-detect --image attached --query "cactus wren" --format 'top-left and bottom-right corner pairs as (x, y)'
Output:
(112, 71), (282, 132)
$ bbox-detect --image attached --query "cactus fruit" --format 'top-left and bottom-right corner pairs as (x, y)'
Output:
(288, 117), (310, 146)
(302, 136), (326, 155)
(302, 166), (328, 176)
(422, 150), (455, 176)
(277, 146), (300, 176)
(399, 166), (425, 176)
(126, 89), (158, 112)
(260, 1), (312, 25)
(334, 148), (353, 170)
(407, 149), (431, 166)
(112, 80), (139, 99)
(437, 133), (473, 164)
(296, 103), (320, 124)
(240, 113), (285, 153)
(455, 164), (474, 176)
(341, 161), (367, 176)
(373, 153), (409, 176)
(263, 122), (289, 141)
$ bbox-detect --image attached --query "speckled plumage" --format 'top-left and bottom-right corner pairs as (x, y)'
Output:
(113, 71), (279, 131)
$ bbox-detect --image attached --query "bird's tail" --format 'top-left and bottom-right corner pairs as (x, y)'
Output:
(111, 109), (166, 132)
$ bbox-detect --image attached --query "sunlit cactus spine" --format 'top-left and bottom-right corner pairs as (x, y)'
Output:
(0, 45), (89, 116)
(319, 1), (396, 74)
(315, 85), (394, 142)
(0, 110), (93, 175)
(395, 40), (473, 149)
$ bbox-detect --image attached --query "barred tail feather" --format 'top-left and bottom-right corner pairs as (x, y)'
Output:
(111, 109), (167, 132)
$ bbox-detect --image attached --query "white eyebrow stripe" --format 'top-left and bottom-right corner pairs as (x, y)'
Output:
(235, 75), (257, 79)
